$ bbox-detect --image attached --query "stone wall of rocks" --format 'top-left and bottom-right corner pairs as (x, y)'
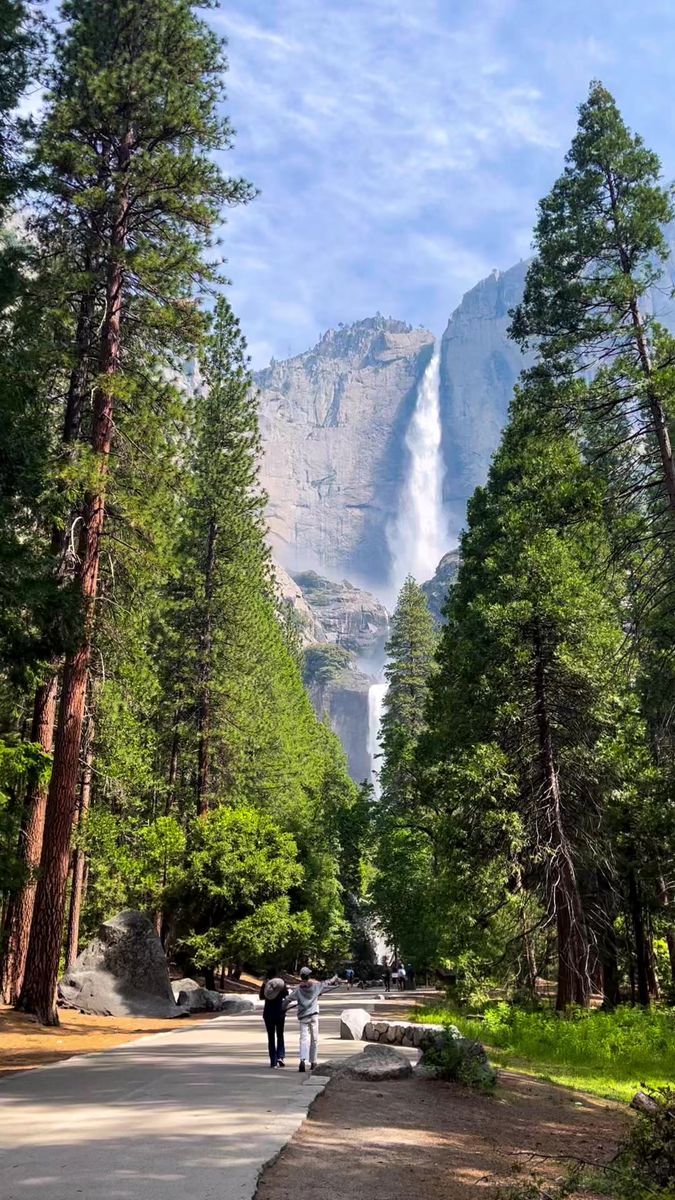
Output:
(338, 1010), (496, 1089)
(363, 1019), (447, 1051)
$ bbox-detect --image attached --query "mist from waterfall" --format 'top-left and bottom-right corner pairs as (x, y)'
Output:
(387, 346), (447, 601)
(367, 681), (387, 798)
(368, 343), (448, 793)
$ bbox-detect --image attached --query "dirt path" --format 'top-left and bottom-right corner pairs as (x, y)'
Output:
(256, 1070), (626, 1199)
(0, 1003), (218, 1076)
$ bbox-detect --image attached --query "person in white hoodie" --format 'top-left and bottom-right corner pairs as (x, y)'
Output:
(284, 966), (339, 1071)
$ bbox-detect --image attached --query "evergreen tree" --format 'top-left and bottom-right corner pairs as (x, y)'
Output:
(172, 296), (272, 815)
(372, 577), (440, 968)
(379, 577), (437, 823)
(510, 81), (675, 1003)
(19, 0), (253, 1024)
(427, 376), (632, 1007)
(510, 81), (675, 528)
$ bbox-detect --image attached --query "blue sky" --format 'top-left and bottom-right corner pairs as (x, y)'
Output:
(210, 0), (675, 368)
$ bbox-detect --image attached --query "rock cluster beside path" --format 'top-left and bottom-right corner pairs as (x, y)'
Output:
(171, 979), (258, 1014)
(339, 1009), (496, 1089)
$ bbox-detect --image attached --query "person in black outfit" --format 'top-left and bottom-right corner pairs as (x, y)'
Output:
(259, 966), (289, 1068)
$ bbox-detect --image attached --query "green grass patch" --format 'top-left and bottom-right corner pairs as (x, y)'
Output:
(413, 1001), (675, 1104)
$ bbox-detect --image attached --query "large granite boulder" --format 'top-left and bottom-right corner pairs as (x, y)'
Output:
(319, 1044), (413, 1081)
(339, 1007), (371, 1040)
(59, 910), (179, 1017)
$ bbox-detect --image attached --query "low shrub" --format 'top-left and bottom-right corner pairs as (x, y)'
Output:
(420, 1027), (496, 1091)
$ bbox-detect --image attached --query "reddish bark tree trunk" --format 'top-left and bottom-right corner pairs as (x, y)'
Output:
(0, 676), (58, 1004)
(18, 131), (132, 1025)
(196, 517), (217, 816)
(1, 267), (100, 1006)
(628, 870), (650, 1007)
(64, 724), (94, 970)
(533, 634), (591, 1010)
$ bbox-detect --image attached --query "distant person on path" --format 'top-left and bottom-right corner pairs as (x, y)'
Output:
(259, 967), (289, 1069)
(406, 963), (416, 991)
(284, 966), (339, 1072)
(345, 967), (354, 989)
(397, 963), (407, 991)
(383, 963), (391, 992)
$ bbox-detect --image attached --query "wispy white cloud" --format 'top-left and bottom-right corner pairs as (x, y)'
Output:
(211, 0), (675, 366)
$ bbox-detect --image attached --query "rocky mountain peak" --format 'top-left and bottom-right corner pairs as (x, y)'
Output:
(256, 319), (434, 583)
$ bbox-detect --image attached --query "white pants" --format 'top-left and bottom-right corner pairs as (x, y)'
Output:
(298, 1016), (319, 1064)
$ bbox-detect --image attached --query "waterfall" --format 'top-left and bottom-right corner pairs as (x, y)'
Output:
(388, 346), (446, 599)
(367, 681), (387, 798)
(369, 345), (448, 794)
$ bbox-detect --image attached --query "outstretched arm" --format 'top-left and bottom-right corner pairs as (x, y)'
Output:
(319, 975), (340, 993)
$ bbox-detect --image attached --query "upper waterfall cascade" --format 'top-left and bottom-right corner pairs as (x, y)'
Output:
(387, 346), (447, 600)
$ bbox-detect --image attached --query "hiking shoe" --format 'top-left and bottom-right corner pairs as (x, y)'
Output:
(298, 1061), (305, 1072)
(277, 1059), (285, 1067)
(310, 1062), (317, 1070)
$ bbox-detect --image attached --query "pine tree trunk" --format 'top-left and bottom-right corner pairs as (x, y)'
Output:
(592, 870), (620, 1009)
(666, 929), (675, 987)
(0, 676), (58, 1004)
(196, 517), (217, 816)
(533, 633), (591, 1010)
(646, 919), (660, 1000)
(165, 726), (179, 815)
(18, 130), (132, 1025)
(628, 869), (650, 1007)
(64, 724), (93, 970)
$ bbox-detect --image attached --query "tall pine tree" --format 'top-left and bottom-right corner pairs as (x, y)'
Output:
(19, 0), (253, 1023)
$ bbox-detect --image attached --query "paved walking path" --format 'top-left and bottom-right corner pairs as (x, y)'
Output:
(0, 992), (396, 1200)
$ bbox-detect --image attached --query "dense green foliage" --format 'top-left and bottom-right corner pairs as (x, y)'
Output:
(0, 0), (368, 1017)
(416, 1001), (675, 1103)
(369, 84), (675, 1031)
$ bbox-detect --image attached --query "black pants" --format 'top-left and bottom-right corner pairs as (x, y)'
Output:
(263, 1012), (286, 1066)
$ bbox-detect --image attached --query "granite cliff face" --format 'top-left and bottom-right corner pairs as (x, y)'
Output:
(257, 316), (434, 588)
(257, 270), (535, 588)
(274, 566), (388, 781)
(421, 551), (461, 627)
(438, 260), (531, 536)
